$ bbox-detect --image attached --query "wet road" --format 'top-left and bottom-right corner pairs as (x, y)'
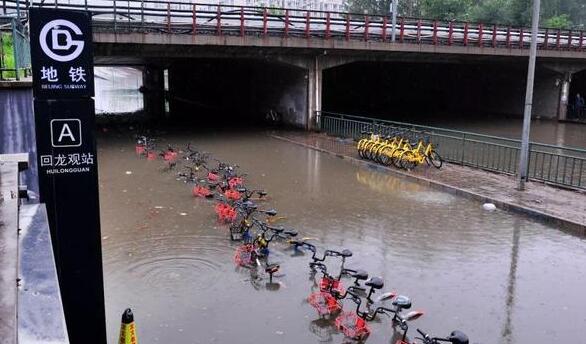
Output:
(98, 130), (586, 344)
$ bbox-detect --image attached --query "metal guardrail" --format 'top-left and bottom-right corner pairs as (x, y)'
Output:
(318, 111), (586, 190)
(1, 0), (585, 52)
(0, 15), (30, 80)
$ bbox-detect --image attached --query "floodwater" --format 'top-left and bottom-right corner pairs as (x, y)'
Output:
(98, 130), (586, 344)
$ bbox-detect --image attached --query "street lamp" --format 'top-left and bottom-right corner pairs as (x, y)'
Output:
(517, 0), (541, 190)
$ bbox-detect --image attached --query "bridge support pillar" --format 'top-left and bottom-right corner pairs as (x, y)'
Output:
(558, 71), (572, 121)
(307, 57), (322, 130)
(142, 66), (165, 121)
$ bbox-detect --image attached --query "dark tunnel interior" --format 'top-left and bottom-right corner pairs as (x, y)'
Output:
(322, 61), (561, 124)
(167, 58), (307, 128)
(569, 69), (586, 119)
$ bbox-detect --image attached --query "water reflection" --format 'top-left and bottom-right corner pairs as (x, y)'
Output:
(98, 131), (586, 344)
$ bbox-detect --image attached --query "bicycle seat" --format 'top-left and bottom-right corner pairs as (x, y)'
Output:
(265, 264), (280, 274)
(448, 331), (469, 344)
(365, 277), (384, 289)
(236, 187), (247, 193)
(392, 295), (412, 310)
(341, 249), (353, 258)
(284, 230), (298, 237)
(258, 191), (268, 196)
(264, 209), (278, 216)
(352, 270), (368, 281)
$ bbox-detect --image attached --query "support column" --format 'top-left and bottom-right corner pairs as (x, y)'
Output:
(142, 66), (165, 121)
(307, 56), (322, 131)
(558, 71), (572, 121)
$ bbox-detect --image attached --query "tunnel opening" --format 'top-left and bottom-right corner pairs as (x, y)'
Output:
(322, 61), (561, 127)
(569, 69), (586, 120)
(167, 58), (308, 129)
(94, 66), (145, 121)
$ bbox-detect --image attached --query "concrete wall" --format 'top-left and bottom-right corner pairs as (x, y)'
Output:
(0, 86), (38, 194)
(168, 59), (307, 128)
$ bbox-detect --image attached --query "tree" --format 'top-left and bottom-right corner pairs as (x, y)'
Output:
(543, 14), (572, 28)
(420, 0), (473, 20)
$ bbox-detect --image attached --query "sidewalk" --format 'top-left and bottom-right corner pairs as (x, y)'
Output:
(271, 131), (586, 235)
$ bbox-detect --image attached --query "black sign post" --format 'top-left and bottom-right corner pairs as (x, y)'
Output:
(30, 8), (106, 344)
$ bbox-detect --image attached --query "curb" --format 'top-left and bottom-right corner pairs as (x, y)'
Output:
(270, 134), (586, 236)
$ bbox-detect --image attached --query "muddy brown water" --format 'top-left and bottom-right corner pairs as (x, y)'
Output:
(98, 130), (586, 344)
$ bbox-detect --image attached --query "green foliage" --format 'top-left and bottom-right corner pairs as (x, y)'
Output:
(345, 0), (585, 29)
(543, 14), (572, 28)
(1, 33), (16, 79)
(420, 0), (474, 20)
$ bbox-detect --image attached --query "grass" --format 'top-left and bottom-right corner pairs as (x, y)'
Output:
(1, 33), (17, 79)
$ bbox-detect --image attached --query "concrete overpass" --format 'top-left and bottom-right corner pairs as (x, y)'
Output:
(4, 0), (586, 127)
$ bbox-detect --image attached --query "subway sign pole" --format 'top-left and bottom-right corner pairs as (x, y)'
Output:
(30, 8), (107, 343)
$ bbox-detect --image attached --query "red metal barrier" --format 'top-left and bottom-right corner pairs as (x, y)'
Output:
(305, 11), (310, 39)
(492, 25), (497, 48)
(326, 12), (331, 39)
(364, 15), (369, 41)
(478, 23), (483, 47)
(240, 6), (244, 37)
(416, 19), (421, 43)
(284, 9), (289, 37)
(399, 17), (404, 42)
(192, 4), (196, 35)
(262, 8), (267, 38)
(345, 15), (350, 41)
(382, 16), (387, 41)
(556, 30), (561, 49)
(463, 22), (468, 46)
(506, 27), (511, 48)
(519, 28), (523, 48)
(432, 20), (437, 45)
(544, 29), (549, 49)
(166, 2), (170, 32)
(580, 31), (584, 50)
(448, 21), (453, 45)
(216, 6), (221, 36)
(568, 30), (572, 49)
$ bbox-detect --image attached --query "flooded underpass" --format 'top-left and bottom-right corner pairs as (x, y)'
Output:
(97, 129), (586, 344)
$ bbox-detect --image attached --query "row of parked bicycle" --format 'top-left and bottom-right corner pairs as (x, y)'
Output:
(357, 130), (443, 170)
(134, 135), (468, 344)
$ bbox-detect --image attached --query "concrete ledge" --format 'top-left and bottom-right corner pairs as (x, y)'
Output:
(0, 80), (32, 89)
(271, 133), (586, 236)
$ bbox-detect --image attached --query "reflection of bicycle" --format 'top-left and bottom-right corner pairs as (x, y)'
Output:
(406, 328), (469, 344)
(265, 109), (282, 125)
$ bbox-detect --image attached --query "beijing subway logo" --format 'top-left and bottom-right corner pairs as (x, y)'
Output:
(39, 19), (85, 62)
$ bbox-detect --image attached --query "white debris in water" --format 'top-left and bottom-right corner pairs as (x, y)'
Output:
(275, 331), (284, 335)
(102, 236), (109, 240)
(179, 212), (188, 216)
(483, 203), (497, 211)
(154, 206), (164, 209)
(122, 189), (128, 193)
(125, 171), (133, 175)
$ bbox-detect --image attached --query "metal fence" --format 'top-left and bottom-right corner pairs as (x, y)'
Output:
(1, 0), (585, 51)
(0, 15), (30, 80)
(318, 111), (586, 190)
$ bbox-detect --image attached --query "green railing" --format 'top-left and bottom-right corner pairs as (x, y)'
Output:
(318, 111), (586, 190)
(0, 15), (30, 80)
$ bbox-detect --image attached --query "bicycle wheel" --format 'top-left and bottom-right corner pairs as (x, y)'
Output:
(379, 147), (393, 165)
(425, 151), (443, 169)
(391, 149), (404, 168)
(399, 151), (417, 170)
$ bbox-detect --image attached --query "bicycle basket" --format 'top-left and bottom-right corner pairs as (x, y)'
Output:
(234, 244), (255, 266)
(335, 312), (370, 340)
(320, 277), (345, 295)
(224, 189), (241, 201)
(308, 291), (342, 316)
(193, 185), (211, 198)
(228, 177), (244, 189)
